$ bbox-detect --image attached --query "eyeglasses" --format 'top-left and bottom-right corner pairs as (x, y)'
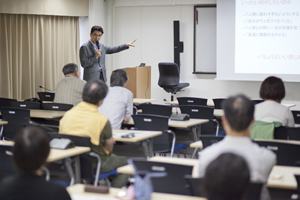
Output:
(93, 33), (102, 37)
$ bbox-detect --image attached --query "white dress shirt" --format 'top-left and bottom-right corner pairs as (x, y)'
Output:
(198, 136), (276, 183)
(99, 86), (133, 129)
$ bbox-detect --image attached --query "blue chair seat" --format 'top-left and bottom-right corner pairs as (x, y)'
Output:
(98, 169), (119, 180)
(172, 143), (188, 153)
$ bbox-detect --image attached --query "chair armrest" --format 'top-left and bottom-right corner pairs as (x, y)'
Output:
(165, 130), (176, 157)
(88, 152), (101, 186)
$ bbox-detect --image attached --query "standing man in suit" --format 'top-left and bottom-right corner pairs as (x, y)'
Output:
(80, 25), (137, 82)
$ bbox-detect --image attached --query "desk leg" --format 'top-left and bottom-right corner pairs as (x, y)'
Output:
(192, 126), (198, 141)
(142, 139), (153, 158)
(192, 148), (199, 159)
(74, 156), (81, 184)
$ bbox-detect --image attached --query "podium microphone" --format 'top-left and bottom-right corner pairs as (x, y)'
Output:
(39, 86), (54, 92)
(163, 99), (189, 121)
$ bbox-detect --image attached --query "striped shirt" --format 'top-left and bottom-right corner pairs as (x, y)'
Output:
(54, 75), (86, 106)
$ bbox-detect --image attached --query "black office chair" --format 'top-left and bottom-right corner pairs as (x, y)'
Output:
(37, 92), (55, 101)
(42, 103), (73, 111)
(0, 108), (30, 140)
(10, 101), (41, 110)
(0, 97), (17, 107)
(177, 97), (208, 106)
(132, 159), (193, 195)
(158, 62), (189, 101)
(48, 133), (117, 186)
(292, 111), (300, 124)
(179, 105), (219, 135)
(212, 98), (226, 109)
(139, 104), (172, 117)
(274, 126), (289, 140)
(294, 175), (300, 196)
(199, 135), (224, 149)
(255, 140), (300, 166)
(132, 114), (185, 157)
(0, 145), (16, 181)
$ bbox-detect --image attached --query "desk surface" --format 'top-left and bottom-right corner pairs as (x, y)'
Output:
(268, 165), (300, 190)
(113, 129), (162, 142)
(126, 118), (208, 128)
(0, 121), (8, 125)
(30, 109), (66, 119)
(0, 140), (90, 162)
(67, 184), (206, 200)
(0, 109), (66, 119)
(133, 98), (157, 104)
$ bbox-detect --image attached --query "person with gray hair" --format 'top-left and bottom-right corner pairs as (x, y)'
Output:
(99, 69), (133, 129)
(197, 94), (276, 200)
(54, 63), (86, 106)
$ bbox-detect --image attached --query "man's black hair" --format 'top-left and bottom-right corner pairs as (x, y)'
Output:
(110, 69), (128, 87)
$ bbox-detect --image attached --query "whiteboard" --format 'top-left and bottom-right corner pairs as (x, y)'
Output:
(194, 6), (216, 74)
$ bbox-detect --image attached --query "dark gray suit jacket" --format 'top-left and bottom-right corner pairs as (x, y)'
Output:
(79, 41), (128, 82)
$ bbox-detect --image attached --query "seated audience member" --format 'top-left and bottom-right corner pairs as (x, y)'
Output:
(0, 126), (71, 200)
(59, 80), (128, 187)
(54, 63), (86, 106)
(198, 94), (276, 200)
(204, 153), (250, 200)
(255, 76), (294, 127)
(99, 69), (133, 129)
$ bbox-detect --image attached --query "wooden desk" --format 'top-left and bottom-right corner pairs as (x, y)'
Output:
(168, 99), (214, 107)
(267, 165), (300, 190)
(67, 184), (207, 200)
(133, 98), (157, 104)
(0, 121), (8, 125)
(113, 129), (162, 157)
(30, 109), (66, 119)
(125, 118), (208, 142)
(0, 109), (65, 119)
(0, 140), (90, 184)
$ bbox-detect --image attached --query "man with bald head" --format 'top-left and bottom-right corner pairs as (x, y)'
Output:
(59, 79), (128, 188)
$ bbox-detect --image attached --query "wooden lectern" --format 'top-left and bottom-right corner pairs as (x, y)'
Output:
(123, 66), (151, 98)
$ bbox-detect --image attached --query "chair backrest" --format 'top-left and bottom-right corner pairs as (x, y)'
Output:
(177, 97), (208, 106)
(184, 175), (205, 197)
(139, 104), (172, 117)
(212, 98), (226, 109)
(0, 98), (17, 107)
(287, 127), (300, 141)
(274, 126), (289, 140)
(180, 105), (215, 135)
(132, 114), (169, 131)
(37, 92), (55, 101)
(133, 160), (193, 195)
(48, 133), (91, 147)
(10, 101), (41, 110)
(42, 103), (73, 111)
(0, 145), (16, 181)
(0, 108), (30, 140)
(294, 174), (300, 194)
(132, 114), (170, 153)
(242, 182), (263, 200)
(255, 140), (300, 166)
(158, 62), (180, 88)
(179, 105), (214, 120)
(251, 99), (264, 105)
(292, 111), (300, 124)
(200, 135), (224, 149)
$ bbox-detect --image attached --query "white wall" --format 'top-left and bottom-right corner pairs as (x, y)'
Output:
(87, 0), (300, 109)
